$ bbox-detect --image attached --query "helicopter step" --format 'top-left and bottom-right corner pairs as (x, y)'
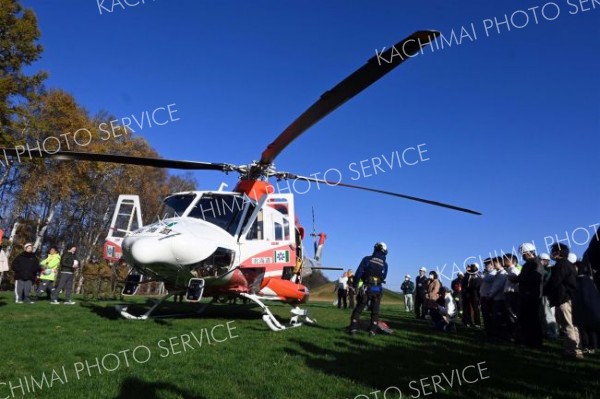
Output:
(122, 273), (144, 296)
(185, 278), (205, 303)
(240, 293), (316, 331)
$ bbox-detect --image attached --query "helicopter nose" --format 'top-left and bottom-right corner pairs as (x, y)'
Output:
(123, 219), (232, 266)
(126, 236), (174, 265)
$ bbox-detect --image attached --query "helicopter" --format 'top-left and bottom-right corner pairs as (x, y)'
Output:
(1, 30), (481, 331)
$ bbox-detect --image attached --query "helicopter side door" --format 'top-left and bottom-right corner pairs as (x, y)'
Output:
(237, 193), (296, 281)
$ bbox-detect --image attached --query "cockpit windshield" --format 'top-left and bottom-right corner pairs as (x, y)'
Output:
(162, 194), (197, 219)
(188, 194), (246, 235)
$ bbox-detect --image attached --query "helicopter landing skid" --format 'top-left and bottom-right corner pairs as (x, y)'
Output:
(116, 293), (212, 320)
(240, 293), (316, 331)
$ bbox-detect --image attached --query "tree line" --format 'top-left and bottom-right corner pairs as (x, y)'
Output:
(0, 0), (196, 292)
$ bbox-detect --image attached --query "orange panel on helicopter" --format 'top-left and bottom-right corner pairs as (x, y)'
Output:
(234, 180), (274, 201)
(259, 278), (308, 303)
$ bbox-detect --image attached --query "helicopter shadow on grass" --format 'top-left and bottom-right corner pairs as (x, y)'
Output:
(114, 376), (205, 399)
(80, 299), (265, 324)
(283, 316), (600, 399)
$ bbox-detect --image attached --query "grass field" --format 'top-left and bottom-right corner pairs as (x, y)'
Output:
(1, 291), (599, 399)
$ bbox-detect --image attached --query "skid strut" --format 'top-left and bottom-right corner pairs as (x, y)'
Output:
(115, 292), (211, 320)
(240, 293), (316, 331)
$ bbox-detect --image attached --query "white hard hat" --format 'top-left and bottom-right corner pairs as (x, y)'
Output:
(374, 242), (388, 254)
(405, 274), (411, 278)
(419, 267), (426, 272)
(519, 243), (536, 254)
(539, 253), (551, 261)
(567, 253), (577, 263)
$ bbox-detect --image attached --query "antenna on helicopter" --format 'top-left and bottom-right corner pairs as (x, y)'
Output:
(310, 207), (326, 262)
(311, 207), (317, 257)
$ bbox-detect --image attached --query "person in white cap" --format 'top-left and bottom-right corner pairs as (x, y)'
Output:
(414, 267), (428, 319)
(503, 254), (521, 341)
(401, 274), (414, 312)
(544, 243), (583, 359)
(567, 253), (578, 264)
(516, 242), (544, 348)
(12, 242), (41, 304)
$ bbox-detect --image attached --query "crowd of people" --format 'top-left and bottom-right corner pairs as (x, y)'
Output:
(10, 242), (128, 304)
(400, 240), (600, 360)
(12, 242), (80, 304)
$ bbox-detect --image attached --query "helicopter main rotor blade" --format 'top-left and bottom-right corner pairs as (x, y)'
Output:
(0, 148), (236, 172)
(278, 173), (482, 216)
(259, 30), (440, 166)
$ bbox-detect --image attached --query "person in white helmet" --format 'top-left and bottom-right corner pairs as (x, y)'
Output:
(400, 274), (414, 312)
(516, 243), (544, 349)
(348, 242), (389, 336)
(539, 253), (558, 339)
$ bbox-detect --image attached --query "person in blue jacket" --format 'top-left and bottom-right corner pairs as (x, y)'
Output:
(348, 242), (389, 336)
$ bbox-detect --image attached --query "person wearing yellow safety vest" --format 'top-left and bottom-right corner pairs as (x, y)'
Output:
(37, 246), (60, 300)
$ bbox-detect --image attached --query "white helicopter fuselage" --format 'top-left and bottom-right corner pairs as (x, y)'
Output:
(117, 190), (305, 299)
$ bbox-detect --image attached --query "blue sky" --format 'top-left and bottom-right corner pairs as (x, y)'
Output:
(21, 0), (599, 289)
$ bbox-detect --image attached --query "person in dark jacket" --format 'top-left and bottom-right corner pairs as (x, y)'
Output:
(517, 243), (544, 348)
(574, 260), (599, 354)
(462, 263), (482, 328)
(544, 243), (582, 359)
(451, 272), (464, 318)
(401, 274), (415, 312)
(12, 242), (41, 304)
(586, 227), (600, 289)
(349, 242), (389, 335)
(51, 244), (79, 305)
(414, 267), (428, 319)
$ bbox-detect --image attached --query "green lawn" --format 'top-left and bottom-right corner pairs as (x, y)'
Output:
(1, 291), (598, 399)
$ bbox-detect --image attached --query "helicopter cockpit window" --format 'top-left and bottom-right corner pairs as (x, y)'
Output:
(163, 194), (197, 219)
(188, 194), (245, 235)
(246, 209), (264, 240)
(274, 222), (283, 241)
(283, 218), (290, 240)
